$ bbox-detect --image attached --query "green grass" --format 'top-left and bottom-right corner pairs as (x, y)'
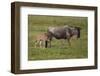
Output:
(28, 15), (88, 60)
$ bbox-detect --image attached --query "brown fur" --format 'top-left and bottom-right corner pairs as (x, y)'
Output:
(34, 33), (50, 48)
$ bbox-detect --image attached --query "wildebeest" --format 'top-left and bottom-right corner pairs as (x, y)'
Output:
(34, 33), (50, 48)
(47, 25), (81, 47)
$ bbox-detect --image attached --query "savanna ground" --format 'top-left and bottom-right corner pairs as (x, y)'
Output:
(28, 15), (88, 60)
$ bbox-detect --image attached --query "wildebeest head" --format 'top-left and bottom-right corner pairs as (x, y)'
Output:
(74, 27), (81, 38)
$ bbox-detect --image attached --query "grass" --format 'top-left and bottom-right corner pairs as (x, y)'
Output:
(28, 15), (88, 60)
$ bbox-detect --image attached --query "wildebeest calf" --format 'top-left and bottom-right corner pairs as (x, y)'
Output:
(34, 33), (50, 48)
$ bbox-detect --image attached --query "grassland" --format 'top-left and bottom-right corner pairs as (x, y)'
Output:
(28, 15), (88, 60)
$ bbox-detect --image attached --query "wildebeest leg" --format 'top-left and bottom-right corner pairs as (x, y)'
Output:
(49, 41), (52, 48)
(61, 39), (66, 48)
(67, 38), (71, 46)
(45, 41), (48, 48)
(34, 40), (39, 48)
(49, 36), (52, 48)
(39, 40), (43, 48)
(60, 39), (65, 48)
(48, 40), (52, 48)
(42, 41), (44, 48)
(34, 41), (37, 48)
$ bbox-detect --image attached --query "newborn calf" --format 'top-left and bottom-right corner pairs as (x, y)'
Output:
(34, 33), (50, 48)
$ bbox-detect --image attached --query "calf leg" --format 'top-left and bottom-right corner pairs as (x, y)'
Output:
(39, 40), (43, 48)
(34, 40), (38, 48)
(45, 41), (48, 48)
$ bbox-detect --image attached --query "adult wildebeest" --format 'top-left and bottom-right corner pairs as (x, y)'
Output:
(47, 25), (81, 47)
